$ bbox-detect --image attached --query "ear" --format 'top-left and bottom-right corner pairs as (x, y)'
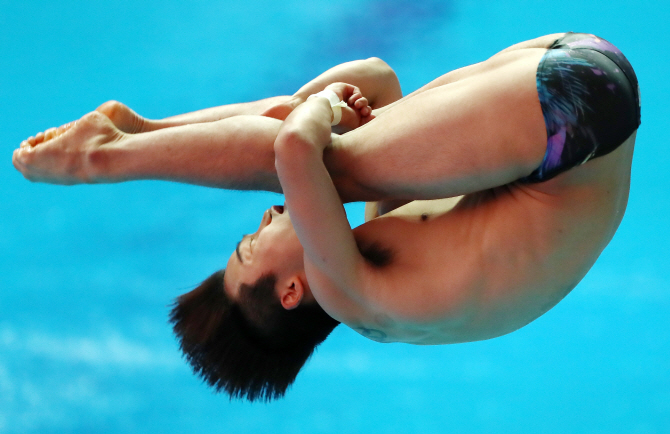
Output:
(279, 275), (305, 310)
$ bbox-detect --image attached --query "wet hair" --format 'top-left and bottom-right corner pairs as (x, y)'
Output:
(169, 269), (340, 402)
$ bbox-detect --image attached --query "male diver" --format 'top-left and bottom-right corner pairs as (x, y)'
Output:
(13, 33), (640, 401)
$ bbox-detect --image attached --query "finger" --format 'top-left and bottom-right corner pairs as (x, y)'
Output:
(347, 85), (363, 102)
(337, 106), (358, 127)
(348, 92), (363, 106)
(332, 83), (358, 102)
(354, 97), (369, 109)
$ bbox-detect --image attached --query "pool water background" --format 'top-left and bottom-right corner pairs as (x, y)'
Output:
(1, 0), (668, 432)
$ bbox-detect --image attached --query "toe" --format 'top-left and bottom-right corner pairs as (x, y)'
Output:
(13, 145), (32, 164)
(57, 123), (72, 135)
(34, 132), (45, 144)
(44, 127), (58, 142)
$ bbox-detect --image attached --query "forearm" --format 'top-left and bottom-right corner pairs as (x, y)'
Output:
(292, 58), (402, 109)
(275, 99), (362, 282)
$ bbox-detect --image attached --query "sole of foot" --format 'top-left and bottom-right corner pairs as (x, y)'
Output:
(14, 111), (123, 184)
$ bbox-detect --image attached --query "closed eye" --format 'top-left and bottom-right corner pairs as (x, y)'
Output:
(236, 233), (251, 263)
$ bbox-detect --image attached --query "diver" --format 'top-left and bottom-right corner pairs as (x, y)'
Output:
(13, 33), (640, 402)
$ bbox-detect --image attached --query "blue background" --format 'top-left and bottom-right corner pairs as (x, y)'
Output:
(1, 0), (668, 432)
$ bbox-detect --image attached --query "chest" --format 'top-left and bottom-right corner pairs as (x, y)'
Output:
(351, 183), (626, 341)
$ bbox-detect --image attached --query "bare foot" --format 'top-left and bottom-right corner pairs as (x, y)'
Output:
(261, 96), (303, 121)
(21, 123), (76, 148)
(13, 111), (124, 184)
(96, 100), (149, 134)
(19, 100), (145, 152)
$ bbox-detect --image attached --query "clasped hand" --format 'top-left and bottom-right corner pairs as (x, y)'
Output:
(263, 82), (375, 134)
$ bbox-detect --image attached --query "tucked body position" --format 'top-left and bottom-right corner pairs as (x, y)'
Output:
(13, 33), (640, 401)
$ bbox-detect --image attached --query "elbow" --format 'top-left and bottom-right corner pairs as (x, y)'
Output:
(274, 128), (316, 168)
(274, 127), (309, 152)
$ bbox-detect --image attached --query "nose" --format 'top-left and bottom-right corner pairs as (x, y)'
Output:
(256, 208), (272, 232)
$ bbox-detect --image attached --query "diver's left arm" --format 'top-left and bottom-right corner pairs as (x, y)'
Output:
(274, 86), (369, 297)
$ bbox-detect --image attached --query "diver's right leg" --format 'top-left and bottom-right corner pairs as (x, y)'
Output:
(14, 111), (286, 191)
(13, 109), (375, 202)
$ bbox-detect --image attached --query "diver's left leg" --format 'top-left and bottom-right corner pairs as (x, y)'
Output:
(329, 49), (549, 201)
(23, 96), (293, 148)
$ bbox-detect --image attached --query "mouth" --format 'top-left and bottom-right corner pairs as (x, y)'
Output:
(272, 205), (285, 214)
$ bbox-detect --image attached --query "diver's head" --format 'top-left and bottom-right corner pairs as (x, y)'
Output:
(224, 204), (311, 311)
(169, 205), (339, 402)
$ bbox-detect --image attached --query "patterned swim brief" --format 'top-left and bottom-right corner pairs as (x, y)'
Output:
(522, 32), (641, 183)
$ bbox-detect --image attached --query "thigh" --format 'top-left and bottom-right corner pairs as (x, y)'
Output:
(333, 49), (549, 201)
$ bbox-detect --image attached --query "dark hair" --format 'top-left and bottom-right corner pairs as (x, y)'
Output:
(169, 269), (339, 402)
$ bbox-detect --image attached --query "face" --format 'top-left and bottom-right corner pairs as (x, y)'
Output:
(223, 205), (305, 302)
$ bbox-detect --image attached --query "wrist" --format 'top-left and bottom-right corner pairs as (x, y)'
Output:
(307, 90), (347, 125)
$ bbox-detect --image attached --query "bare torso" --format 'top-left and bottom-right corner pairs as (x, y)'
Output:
(313, 131), (635, 344)
(306, 33), (636, 343)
